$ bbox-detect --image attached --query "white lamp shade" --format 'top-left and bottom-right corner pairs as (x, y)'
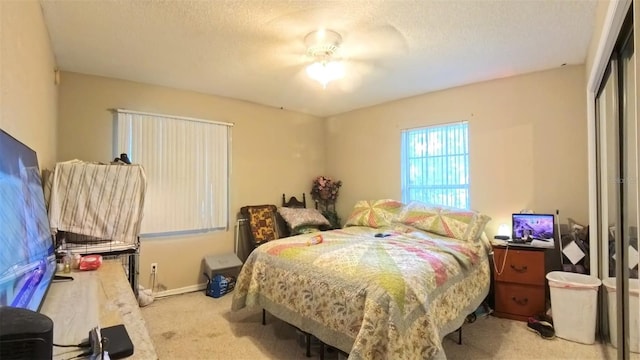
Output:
(498, 223), (511, 237)
(306, 61), (344, 88)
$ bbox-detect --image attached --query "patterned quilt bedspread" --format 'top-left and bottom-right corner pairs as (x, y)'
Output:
(231, 225), (491, 359)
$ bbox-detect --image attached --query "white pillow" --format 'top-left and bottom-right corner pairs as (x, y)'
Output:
(277, 207), (330, 232)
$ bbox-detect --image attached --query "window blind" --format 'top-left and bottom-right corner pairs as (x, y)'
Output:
(114, 109), (232, 236)
(401, 121), (469, 209)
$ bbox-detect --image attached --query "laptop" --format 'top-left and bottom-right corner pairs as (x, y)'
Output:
(510, 213), (555, 243)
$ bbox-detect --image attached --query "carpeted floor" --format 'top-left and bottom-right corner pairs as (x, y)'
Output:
(141, 291), (634, 359)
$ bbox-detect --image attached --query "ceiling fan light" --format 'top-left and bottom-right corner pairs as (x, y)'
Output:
(306, 61), (344, 88)
(305, 29), (342, 57)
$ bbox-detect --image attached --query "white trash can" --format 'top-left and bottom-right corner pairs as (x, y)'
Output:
(602, 278), (639, 353)
(546, 271), (601, 344)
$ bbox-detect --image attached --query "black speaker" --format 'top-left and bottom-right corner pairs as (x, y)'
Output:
(0, 306), (53, 360)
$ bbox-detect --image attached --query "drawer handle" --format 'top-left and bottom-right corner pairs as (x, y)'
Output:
(511, 297), (529, 306)
(510, 264), (528, 273)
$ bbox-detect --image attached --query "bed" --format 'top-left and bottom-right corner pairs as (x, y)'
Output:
(231, 199), (491, 359)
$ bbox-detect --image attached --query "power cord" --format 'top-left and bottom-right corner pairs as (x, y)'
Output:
(492, 244), (510, 276)
(54, 339), (91, 348)
(64, 350), (93, 360)
(151, 270), (157, 294)
(56, 329), (97, 359)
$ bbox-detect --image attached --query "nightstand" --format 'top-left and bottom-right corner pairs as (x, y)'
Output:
(492, 244), (547, 321)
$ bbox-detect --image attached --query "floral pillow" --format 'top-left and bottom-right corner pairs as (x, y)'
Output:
(277, 207), (330, 234)
(398, 201), (490, 242)
(344, 199), (405, 228)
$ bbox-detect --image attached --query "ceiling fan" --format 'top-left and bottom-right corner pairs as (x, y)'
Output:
(262, 6), (409, 90)
(303, 29), (345, 88)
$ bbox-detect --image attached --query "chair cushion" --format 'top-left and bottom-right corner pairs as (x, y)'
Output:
(242, 205), (278, 245)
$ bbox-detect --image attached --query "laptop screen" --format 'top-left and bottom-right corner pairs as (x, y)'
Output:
(512, 213), (554, 240)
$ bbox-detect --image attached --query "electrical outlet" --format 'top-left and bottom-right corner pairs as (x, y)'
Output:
(150, 263), (158, 274)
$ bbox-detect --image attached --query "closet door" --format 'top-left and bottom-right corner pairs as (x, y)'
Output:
(595, 8), (636, 359)
(618, 19), (637, 357)
(596, 58), (618, 283)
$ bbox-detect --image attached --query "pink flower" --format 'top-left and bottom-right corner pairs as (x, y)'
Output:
(311, 175), (342, 202)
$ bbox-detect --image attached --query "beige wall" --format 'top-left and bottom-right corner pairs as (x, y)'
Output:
(57, 72), (325, 291)
(584, 0), (612, 81)
(1, 0), (58, 168)
(325, 66), (589, 237)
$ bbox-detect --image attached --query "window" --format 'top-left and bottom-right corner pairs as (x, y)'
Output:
(401, 121), (469, 209)
(114, 109), (232, 236)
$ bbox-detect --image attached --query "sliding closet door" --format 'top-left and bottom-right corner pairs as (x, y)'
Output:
(619, 21), (637, 358)
(596, 61), (618, 282)
(595, 7), (636, 359)
(596, 54), (622, 353)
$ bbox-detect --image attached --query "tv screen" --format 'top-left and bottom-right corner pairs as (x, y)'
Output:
(512, 213), (555, 241)
(0, 129), (56, 311)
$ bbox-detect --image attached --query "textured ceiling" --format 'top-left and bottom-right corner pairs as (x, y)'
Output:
(40, 0), (598, 117)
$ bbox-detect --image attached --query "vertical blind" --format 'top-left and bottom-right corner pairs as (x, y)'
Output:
(401, 121), (469, 209)
(115, 110), (232, 236)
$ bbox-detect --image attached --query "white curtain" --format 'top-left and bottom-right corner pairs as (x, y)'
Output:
(115, 110), (231, 236)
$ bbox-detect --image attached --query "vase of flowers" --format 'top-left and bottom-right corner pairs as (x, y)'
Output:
(311, 175), (342, 229)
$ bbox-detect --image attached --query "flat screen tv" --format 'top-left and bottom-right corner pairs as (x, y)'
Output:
(0, 129), (56, 311)
(512, 213), (555, 241)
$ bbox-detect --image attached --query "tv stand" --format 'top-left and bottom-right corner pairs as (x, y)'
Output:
(40, 260), (156, 358)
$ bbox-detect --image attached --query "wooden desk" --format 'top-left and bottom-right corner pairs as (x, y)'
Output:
(41, 260), (157, 359)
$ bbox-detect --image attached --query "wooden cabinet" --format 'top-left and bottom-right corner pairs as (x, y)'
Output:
(492, 245), (547, 321)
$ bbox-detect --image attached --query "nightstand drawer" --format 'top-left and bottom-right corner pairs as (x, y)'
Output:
(493, 247), (545, 285)
(494, 282), (546, 319)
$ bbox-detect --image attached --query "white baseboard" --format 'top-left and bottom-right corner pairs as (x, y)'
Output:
(154, 283), (207, 298)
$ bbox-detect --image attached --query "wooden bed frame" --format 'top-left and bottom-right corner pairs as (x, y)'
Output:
(282, 193), (306, 208)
